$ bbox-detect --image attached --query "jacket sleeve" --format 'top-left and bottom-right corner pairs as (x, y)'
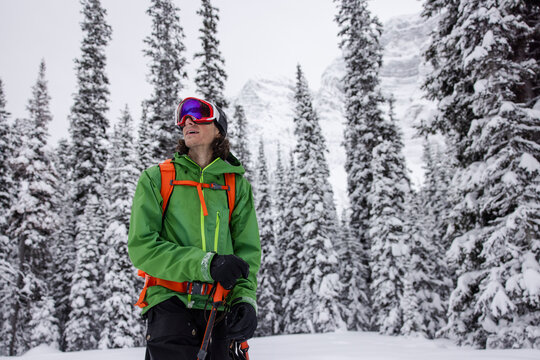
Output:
(128, 168), (215, 283)
(228, 176), (261, 313)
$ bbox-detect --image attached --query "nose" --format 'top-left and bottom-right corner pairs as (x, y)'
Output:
(184, 116), (196, 126)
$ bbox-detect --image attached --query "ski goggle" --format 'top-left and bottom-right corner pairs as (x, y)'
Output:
(175, 97), (217, 128)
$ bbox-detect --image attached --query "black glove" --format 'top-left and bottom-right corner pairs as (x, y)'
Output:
(225, 302), (257, 341)
(210, 254), (249, 290)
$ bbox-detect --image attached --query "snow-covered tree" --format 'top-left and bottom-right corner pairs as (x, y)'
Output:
(1, 118), (26, 356)
(402, 196), (448, 338)
(65, 195), (102, 351)
(0, 81), (13, 354)
(68, 0), (112, 217)
(140, 0), (187, 165)
(6, 60), (60, 355)
(229, 104), (252, 177)
(0, 78), (12, 231)
(423, 0), (540, 349)
(28, 296), (59, 350)
(368, 135), (410, 335)
(51, 138), (76, 351)
(254, 139), (279, 337)
(194, 0), (228, 109)
(0, 250), (16, 356)
(419, 140), (455, 255)
(401, 141), (453, 339)
(288, 65), (343, 333)
(335, 0), (388, 329)
(337, 209), (368, 331)
(99, 106), (144, 349)
(272, 143), (286, 332)
(0, 80), (15, 352)
(65, 0), (112, 350)
(280, 151), (304, 334)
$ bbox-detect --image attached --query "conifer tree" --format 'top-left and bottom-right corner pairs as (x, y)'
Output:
(280, 152), (304, 334)
(0, 78), (12, 231)
(335, 0), (387, 329)
(0, 80), (14, 351)
(141, 0), (187, 165)
(0, 238), (15, 355)
(401, 141), (453, 339)
(229, 104), (252, 177)
(194, 0), (228, 109)
(1, 118), (25, 355)
(6, 60), (60, 355)
(65, 195), (102, 351)
(28, 296), (59, 350)
(99, 106), (143, 348)
(401, 192), (448, 339)
(419, 140), (455, 254)
(51, 138), (76, 350)
(69, 0), (112, 217)
(0, 79), (14, 343)
(288, 65), (343, 333)
(337, 210), (367, 330)
(254, 139), (279, 336)
(65, 0), (112, 350)
(368, 135), (410, 335)
(272, 143), (287, 332)
(423, 0), (540, 348)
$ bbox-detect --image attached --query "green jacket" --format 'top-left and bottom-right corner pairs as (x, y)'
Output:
(128, 153), (261, 314)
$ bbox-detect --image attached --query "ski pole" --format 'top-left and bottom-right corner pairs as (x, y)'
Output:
(197, 282), (252, 360)
(197, 283), (229, 360)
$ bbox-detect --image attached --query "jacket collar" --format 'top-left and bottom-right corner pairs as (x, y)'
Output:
(172, 153), (245, 176)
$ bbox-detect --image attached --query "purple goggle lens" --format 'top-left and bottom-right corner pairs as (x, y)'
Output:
(176, 97), (215, 127)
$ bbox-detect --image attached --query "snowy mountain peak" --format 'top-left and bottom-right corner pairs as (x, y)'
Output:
(235, 12), (437, 211)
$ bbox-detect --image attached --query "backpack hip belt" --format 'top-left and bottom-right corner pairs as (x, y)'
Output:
(134, 270), (215, 308)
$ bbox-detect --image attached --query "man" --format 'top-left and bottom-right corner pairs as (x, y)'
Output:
(128, 97), (261, 360)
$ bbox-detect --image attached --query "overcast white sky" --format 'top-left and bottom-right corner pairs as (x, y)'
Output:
(0, 0), (423, 144)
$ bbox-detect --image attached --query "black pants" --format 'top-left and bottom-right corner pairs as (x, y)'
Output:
(145, 297), (230, 360)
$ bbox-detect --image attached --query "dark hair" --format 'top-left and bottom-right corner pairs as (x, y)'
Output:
(176, 134), (230, 161)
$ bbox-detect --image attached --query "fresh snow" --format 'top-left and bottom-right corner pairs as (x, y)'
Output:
(4, 332), (538, 360)
(519, 153), (540, 173)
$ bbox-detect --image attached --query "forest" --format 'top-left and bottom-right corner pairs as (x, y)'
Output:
(0, 0), (538, 356)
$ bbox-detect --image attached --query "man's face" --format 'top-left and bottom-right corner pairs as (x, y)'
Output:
(182, 116), (220, 150)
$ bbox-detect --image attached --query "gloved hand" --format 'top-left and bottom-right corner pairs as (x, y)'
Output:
(225, 302), (257, 341)
(210, 254), (249, 290)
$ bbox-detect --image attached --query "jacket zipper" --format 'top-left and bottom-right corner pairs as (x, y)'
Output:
(199, 171), (206, 251)
(214, 211), (220, 252)
(185, 157), (221, 252)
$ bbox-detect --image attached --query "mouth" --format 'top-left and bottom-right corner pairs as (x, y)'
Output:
(185, 129), (199, 136)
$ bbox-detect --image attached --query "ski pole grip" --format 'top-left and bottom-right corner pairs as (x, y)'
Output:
(213, 282), (230, 303)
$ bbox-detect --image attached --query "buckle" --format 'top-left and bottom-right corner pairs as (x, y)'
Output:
(190, 281), (206, 295)
(210, 183), (230, 191)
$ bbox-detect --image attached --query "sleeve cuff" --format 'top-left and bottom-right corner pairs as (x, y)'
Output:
(232, 296), (258, 315)
(201, 252), (215, 282)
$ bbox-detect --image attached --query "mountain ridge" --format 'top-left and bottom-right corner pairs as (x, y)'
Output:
(232, 12), (438, 212)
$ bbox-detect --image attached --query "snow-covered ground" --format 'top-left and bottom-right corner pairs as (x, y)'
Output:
(4, 331), (538, 360)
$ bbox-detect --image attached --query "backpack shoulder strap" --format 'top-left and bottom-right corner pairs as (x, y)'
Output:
(159, 159), (175, 214)
(224, 173), (236, 222)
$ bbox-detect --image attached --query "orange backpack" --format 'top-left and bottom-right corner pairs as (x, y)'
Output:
(134, 158), (236, 308)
